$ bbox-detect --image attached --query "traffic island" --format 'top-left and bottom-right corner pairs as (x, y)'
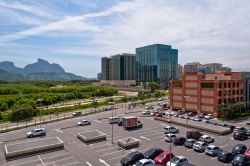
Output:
(77, 130), (106, 143)
(117, 137), (140, 149)
(4, 137), (64, 160)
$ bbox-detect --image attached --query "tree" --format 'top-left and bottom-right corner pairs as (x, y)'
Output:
(9, 105), (34, 121)
(148, 82), (159, 92)
(0, 101), (8, 111)
(154, 91), (162, 98)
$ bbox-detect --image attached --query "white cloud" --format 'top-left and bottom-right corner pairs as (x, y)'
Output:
(1, 0), (250, 77)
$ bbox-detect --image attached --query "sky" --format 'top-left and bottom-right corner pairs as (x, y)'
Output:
(0, 0), (250, 78)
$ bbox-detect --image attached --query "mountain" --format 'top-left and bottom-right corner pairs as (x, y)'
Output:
(0, 59), (88, 81)
(0, 61), (24, 74)
(23, 58), (65, 75)
(0, 69), (25, 81)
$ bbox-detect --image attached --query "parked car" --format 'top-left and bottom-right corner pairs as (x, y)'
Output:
(72, 111), (82, 116)
(234, 127), (247, 133)
(166, 156), (189, 166)
(142, 110), (151, 115)
(245, 149), (250, 157)
(143, 147), (163, 159)
(217, 151), (235, 163)
(150, 111), (158, 116)
(204, 114), (214, 120)
(184, 139), (196, 149)
(233, 131), (248, 141)
(155, 112), (163, 117)
(193, 141), (208, 152)
(205, 145), (222, 157)
(26, 128), (46, 138)
(145, 106), (154, 110)
(117, 119), (123, 126)
(186, 130), (203, 140)
(174, 136), (186, 146)
(164, 126), (179, 134)
(188, 112), (197, 116)
(197, 113), (205, 118)
(120, 151), (144, 166)
(76, 120), (91, 126)
(133, 159), (155, 166)
(165, 134), (177, 142)
(231, 144), (247, 156)
(192, 118), (202, 122)
(108, 117), (120, 124)
(199, 135), (214, 143)
(154, 151), (174, 165)
(232, 154), (250, 166)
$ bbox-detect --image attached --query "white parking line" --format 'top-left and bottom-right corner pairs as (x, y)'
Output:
(102, 150), (125, 156)
(220, 144), (228, 148)
(198, 153), (204, 156)
(96, 146), (117, 152)
(91, 142), (109, 148)
(149, 135), (163, 140)
(109, 154), (127, 161)
(62, 161), (79, 166)
(140, 136), (151, 141)
(38, 155), (45, 166)
(187, 149), (193, 152)
(210, 157), (217, 160)
(10, 159), (40, 166)
(86, 161), (93, 166)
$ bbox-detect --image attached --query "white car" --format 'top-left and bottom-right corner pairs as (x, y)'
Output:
(199, 135), (214, 143)
(133, 159), (155, 166)
(26, 128), (46, 138)
(164, 126), (179, 134)
(165, 134), (177, 142)
(205, 145), (222, 156)
(142, 110), (150, 115)
(77, 120), (91, 126)
(204, 114), (214, 120)
(167, 156), (189, 166)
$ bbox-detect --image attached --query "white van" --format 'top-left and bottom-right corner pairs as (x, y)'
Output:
(108, 117), (120, 124)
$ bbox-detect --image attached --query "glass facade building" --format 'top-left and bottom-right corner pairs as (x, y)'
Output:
(136, 44), (178, 88)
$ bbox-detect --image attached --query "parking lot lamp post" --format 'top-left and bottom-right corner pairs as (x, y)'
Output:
(184, 96), (190, 126)
(111, 108), (114, 144)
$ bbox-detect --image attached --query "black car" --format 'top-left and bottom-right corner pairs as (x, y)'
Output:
(120, 151), (144, 166)
(117, 119), (122, 126)
(232, 154), (250, 166)
(231, 144), (247, 156)
(184, 139), (196, 148)
(224, 124), (236, 131)
(143, 147), (164, 159)
(174, 136), (186, 146)
(233, 131), (248, 141)
(217, 151), (235, 163)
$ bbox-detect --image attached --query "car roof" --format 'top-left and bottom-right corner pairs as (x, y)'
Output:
(195, 141), (205, 144)
(166, 134), (176, 136)
(207, 145), (218, 148)
(162, 151), (171, 155)
(175, 156), (186, 159)
(139, 159), (151, 163)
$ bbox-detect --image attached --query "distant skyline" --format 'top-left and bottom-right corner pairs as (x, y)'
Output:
(0, 0), (250, 77)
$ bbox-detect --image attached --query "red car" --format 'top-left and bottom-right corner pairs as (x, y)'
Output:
(155, 112), (163, 117)
(154, 151), (174, 165)
(245, 149), (250, 157)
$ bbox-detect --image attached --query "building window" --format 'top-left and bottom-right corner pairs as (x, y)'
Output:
(224, 82), (227, 88)
(201, 83), (214, 88)
(237, 90), (239, 95)
(219, 83), (222, 88)
(219, 99), (222, 104)
(228, 83), (231, 88)
(218, 91), (222, 96)
(232, 82), (235, 88)
(237, 82), (239, 87)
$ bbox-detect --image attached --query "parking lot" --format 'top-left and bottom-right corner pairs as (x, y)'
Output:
(0, 101), (249, 166)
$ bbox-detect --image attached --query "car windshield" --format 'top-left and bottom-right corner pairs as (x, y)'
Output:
(235, 156), (245, 161)
(171, 157), (180, 164)
(207, 147), (212, 150)
(135, 161), (144, 166)
(158, 153), (165, 158)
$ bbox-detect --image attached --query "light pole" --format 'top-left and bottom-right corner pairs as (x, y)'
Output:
(184, 96), (190, 126)
(111, 107), (114, 144)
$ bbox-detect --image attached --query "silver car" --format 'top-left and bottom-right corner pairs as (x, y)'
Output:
(165, 134), (177, 142)
(193, 141), (208, 152)
(77, 120), (91, 126)
(205, 145), (222, 156)
(26, 128), (46, 138)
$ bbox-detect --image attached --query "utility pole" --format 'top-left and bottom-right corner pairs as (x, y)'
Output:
(111, 108), (114, 144)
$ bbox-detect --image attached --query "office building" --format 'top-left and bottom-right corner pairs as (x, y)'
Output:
(170, 72), (248, 116)
(101, 53), (135, 81)
(97, 73), (102, 80)
(178, 64), (183, 79)
(136, 44), (178, 89)
(183, 62), (201, 72)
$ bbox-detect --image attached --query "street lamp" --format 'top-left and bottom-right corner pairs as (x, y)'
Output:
(36, 99), (44, 128)
(184, 96), (190, 126)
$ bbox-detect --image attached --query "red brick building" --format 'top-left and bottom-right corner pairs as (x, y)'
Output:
(170, 72), (245, 116)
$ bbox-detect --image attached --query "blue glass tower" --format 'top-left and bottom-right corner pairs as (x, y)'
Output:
(136, 44), (178, 88)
